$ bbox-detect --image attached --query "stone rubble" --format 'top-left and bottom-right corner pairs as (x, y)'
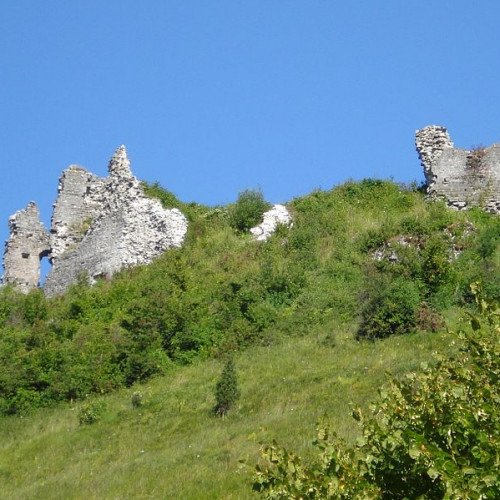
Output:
(250, 204), (292, 241)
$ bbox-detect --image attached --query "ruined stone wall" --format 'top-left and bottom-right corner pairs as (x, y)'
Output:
(50, 166), (105, 260)
(416, 125), (500, 213)
(2, 203), (50, 293)
(44, 146), (187, 296)
(3, 146), (188, 296)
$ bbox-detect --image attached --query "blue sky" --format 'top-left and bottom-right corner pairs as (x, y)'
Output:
(1, 1), (500, 264)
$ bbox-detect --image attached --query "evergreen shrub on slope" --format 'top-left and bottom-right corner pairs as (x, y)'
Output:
(214, 357), (240, 417)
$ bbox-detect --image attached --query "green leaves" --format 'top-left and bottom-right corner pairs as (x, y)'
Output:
(228, 189), (271, 233)
(254, 287), (500, 498)
(213, 357), (240, 417)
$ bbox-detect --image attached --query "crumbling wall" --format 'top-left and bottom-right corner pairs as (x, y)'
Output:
(2, 202), (50, 293)
(44, 146), (187, 296)
(3, 146), (188, 296)
(50, 166), (105, 260)
(416, 125), (500, 213)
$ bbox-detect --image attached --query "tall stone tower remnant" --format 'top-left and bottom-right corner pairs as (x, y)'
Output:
(416, 125), (500, 213)
(2, 202), (50, 293)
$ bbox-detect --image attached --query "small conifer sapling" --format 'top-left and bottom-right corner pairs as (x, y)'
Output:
(214, 358), (240, 417)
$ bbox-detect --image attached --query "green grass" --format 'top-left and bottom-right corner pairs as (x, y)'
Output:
(0, 323), (454, 499)
(0, 179), (497, 497)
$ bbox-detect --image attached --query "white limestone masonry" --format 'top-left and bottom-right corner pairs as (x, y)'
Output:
(2, 146), (188, 296)
(415, 125), (500, 213)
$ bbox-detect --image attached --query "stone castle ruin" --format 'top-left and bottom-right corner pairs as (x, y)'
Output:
(416, 125), (500, 213)
(2, 146), (188, 296)
(2, 203), (51, 294)
(2, 126), (499, 296)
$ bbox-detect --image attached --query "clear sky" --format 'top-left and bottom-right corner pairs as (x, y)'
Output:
(1, 1), (500, 267)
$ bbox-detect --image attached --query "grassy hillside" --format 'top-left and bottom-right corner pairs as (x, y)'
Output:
(0, 326), (455, 498)
(0, 179), (498, 497)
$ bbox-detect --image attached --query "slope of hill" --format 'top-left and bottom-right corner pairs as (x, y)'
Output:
(0, 179), (498, 497)
(0, 327), (455, 498)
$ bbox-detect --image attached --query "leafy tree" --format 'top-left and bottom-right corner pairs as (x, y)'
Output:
(214, 357), (240, 417)
(229, 189), (270, 233)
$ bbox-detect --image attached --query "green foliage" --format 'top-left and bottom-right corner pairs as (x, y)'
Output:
(416, 302), (444, 333)
(254, 423), (379, 498)
(476, 220), (500, 259)
(421, 233), (452, 296)
(141, 181), (184, 209)
(78, 400), (106, 425)
(229, 189), (271, 232)
(214, 357), (240, 416)
(0, 179), (497, 416)
(0, 324), (452, 498)
(357, 276), (420, 339)
(356, 284), (500, 498)
(254, 285), (500, 498)
(131, 391), (143, 408)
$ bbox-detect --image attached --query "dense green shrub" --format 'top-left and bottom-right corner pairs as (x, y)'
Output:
(253, 423), (378, 498)
(476, 221), (499, 259)
(229, 189), (270, 232)
(421, 234), (453, 297)
(254, 285), (500, 498)
(357, 276), (420, 339)
(78, 400), (106, 425)
(214, 357), (240, 417)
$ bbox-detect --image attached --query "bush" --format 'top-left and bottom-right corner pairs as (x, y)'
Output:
(131, 391), (143, 408)
(253, 423), (378, 498)
(214, 357), (240, 417)
(78, 400), (106, 425)
(254, 285), (500, 498)
(416, 302), (445, 332)
(229, 189), (270, 233)
(355, 284), (500, 498)
(357, 276), (420, 339)
(421, 234), (452, 296)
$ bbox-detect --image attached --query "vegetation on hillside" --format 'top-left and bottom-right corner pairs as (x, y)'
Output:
(0, 324), (455, 498)
(0, 180), (498, 417)
(0, 178), (498, 497)
(253, 285), (499, 498)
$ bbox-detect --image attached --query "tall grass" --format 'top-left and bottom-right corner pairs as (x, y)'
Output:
(0, 325), (455, 498)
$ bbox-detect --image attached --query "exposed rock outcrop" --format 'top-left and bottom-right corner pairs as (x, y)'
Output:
(44, 146), (187, 296)
(416, 125), (500, 213)
(2, 202), (50, 293)
(250, 204), (292, 241)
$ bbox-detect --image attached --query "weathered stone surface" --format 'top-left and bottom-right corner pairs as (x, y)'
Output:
(2, 202), (50, 293)
(416, 125), (500, 213)
(50, 166), (105, 260)
(250, 204), (292, 241)
(44, 146), (188, 296)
